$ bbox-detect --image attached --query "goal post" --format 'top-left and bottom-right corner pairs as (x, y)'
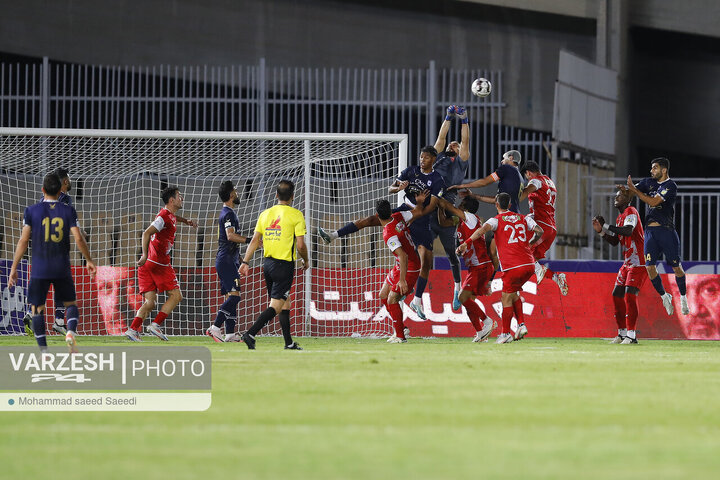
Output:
(0, 128), (408, 338)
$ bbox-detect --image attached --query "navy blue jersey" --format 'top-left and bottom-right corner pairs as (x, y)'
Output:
(23, 200), (78, 279)
(397, 166), (447, 208)
(492, 164), (524, 213)
(39, 192), (72, 206)
(635, 178), (677, 228)
(217, 206), (241, 261)
(434, 152), (469, 204)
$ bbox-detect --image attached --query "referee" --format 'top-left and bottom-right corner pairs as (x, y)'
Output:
(239, 179), (309, 350)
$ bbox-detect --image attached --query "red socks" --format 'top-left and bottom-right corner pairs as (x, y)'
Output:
(512, 298), (524, 325)
(130, 317), (143, 332)
(613, 295), (627, 329)
(387, 302), (405, 339)
(625, 294), (639, 331)
(154, 311), (168, 326)
(462, 299), (483, 331)
(501, 306), (513, 334)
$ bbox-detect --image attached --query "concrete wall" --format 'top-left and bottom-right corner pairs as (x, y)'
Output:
(0, 0), (595, 132)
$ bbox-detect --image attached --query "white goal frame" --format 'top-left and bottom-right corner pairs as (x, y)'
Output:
(0, 128), (408, 337)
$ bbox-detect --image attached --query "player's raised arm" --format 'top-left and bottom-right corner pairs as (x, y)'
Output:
(519, 182), (539, 203)
(592, 215), (620, 246)
(627, 175), (664, 208)
(71, 226), (97, 278)
(449, 173), (495, 191)
(175, 214), (198, 229)
(458, 107), (470, 162)
(433, 105), (455, 153)
(8, 225), (31, 289)
(435, 195), (467, 222)
(457, 222), (492, 255)
(388, 179), (409, 194)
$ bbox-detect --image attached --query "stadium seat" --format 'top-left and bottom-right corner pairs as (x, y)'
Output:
(173, 216), (200, 268)
(85, 211), (115, 267)
(116, 213), (147, 266)
(2, 211), (24, 262)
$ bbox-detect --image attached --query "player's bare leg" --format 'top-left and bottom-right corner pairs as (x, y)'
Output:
(410, 246), (432, 320)
(126, 291), (157, 341)
(646, 265), (674, 315)
(319, 215), (381, 244)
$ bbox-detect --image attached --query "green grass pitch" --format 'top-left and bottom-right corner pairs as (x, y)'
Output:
(1, 335), (719, 479)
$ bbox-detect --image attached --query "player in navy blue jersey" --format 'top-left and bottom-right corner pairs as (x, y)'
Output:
(22, 167), (76, 336)
(623, 157), (690, 317)
(318, 145), (447, 320)
(433, 105), (471, 310)
(206, 181), (250, 343)
(8, 172), (96, 352)
(448, 150), (524, 213)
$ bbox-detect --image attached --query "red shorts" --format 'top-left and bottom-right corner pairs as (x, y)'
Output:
(530, 227), (557, 260)
(138, 261), (180, 294)
(615, 264), (647, 289)
(501, 265), (535, 293)
(462, 262), (494, 296)
(386, 266), (420, 295)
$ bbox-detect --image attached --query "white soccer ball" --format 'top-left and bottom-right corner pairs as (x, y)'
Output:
(471, 78), (492, 98)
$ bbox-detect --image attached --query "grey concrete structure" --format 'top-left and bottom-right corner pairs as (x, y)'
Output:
(1, 0), (718, 175)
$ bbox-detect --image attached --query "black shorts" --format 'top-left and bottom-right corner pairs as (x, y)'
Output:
(216, 257), (241, 296)
(28, 276), (76, 308)
(263, 257), (295, 301)
(393, 204), (433, 251)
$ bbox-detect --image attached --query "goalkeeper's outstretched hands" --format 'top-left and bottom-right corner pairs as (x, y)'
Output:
(445, 105), (456, 121)
(455, 105), (468, 124)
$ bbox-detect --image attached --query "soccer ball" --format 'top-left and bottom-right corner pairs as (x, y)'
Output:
(471, 78), (492, 98)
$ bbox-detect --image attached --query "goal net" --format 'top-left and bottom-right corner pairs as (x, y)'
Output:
(0, 128), (408, 338)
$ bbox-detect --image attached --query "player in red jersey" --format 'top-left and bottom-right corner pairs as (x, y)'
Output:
(377, 191), (427, 343)
(519, 161), (568, 295)
(458, 193), (543, 343)
(436, 195), (497, 342)
(125, 187), (197, 342)
(593, 189), (647, 344)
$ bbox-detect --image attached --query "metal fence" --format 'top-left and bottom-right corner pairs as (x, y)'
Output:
(589, 177), (719, 262)
(0, 57), (552, 181)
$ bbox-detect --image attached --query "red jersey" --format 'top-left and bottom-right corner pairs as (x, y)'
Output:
(456, 213), (492, 267)
(148, 208), (177, 265)
(485, 211), (537, 271)
(617, 206), (645, 266)
(526, 174), (557, 230)
(383, 212), (421, 272)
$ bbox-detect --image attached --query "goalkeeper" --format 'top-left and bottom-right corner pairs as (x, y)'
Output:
(432, 105), (471, 311)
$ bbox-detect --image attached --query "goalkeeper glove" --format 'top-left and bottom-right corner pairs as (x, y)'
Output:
(445, 105), (456, 121)
(455, 106), (468, 124)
